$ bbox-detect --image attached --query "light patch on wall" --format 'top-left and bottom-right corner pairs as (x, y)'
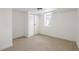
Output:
(44, 13), (52, 26)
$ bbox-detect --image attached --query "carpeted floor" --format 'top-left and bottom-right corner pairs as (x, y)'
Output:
(4, 34), (78, 51)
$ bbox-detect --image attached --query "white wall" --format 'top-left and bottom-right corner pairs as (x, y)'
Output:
(39, 10), (77, 41)
(0, 8), (12, 50)
(76, 9), (79, 48)
(25, 12), (28, 37)
(12, 10), (26, 39)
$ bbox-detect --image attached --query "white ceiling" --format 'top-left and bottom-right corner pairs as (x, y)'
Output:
(13, 8), (77, 14)
(13, 8), (28, 12)
(56, 8), (77, 12)
(28, 8), (77, 14)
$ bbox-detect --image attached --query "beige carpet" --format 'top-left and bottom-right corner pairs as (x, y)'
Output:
(4, 34), (78, 51)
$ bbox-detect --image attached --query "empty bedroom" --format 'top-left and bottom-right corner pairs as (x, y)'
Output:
(0, 8), (79, 51)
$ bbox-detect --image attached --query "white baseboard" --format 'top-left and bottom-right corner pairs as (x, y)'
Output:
(0, 42), (13, 51)
(13, 36), (26, 40)
(39, 33), (76, 42)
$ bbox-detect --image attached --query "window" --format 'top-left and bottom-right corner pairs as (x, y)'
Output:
(44, 13), (52, 26)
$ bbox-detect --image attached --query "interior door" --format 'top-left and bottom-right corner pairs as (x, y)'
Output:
(34, 15), (39, 35)
(28, 14), (35, 37)
(28, 14), (39, 37)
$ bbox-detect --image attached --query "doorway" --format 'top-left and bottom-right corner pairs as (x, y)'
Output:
(34, 14), (39, 35)
(28, 14), (39, 37)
